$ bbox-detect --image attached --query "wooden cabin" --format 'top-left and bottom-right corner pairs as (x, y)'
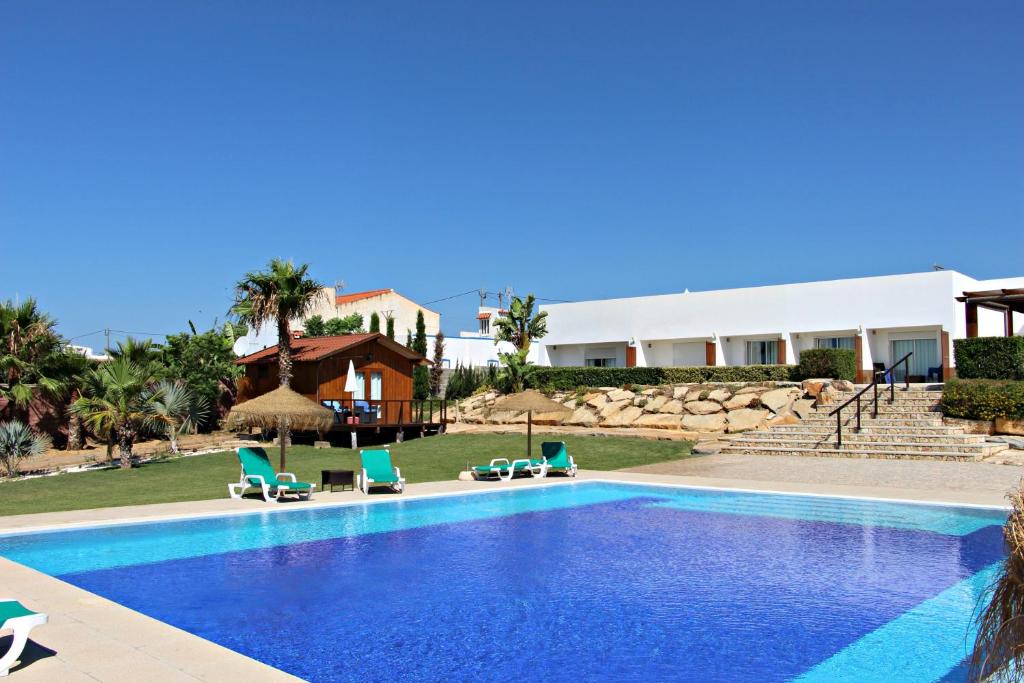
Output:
(235, 333), (444, 435)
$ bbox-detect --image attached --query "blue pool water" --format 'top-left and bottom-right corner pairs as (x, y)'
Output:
(0, 482), (1007, 682)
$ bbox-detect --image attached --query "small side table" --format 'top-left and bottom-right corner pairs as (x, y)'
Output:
(321, 469), (355, 492)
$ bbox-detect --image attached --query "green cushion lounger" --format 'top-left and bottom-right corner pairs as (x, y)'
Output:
(0, 600), (47, 677)
(539, 441), (577, 477)
(228, 447), (315, 502)
(472, 458), (537, 482)
(359, 448), (405, 494)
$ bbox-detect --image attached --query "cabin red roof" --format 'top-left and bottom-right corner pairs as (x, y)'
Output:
(335, 288), (393, 305)
(235, 333), (427, 365)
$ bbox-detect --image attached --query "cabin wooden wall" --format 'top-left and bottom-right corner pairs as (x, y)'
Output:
(236, 339), (416, 424)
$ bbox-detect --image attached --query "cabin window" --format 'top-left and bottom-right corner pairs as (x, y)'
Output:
(814, 336), (856, 350)
(370, 372), (382, 400)
(257, 365), (269, 378)
(353, 372), (365, 400)
(745, 340), (778, 365)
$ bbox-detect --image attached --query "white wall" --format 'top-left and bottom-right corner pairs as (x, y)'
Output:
(538, 270), (1024, 369)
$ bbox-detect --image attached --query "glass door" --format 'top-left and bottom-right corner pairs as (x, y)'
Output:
(890, 338), (938, 381)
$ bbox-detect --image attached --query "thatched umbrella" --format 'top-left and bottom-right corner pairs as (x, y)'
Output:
(492, 390), (572, 458)
(227, 386), (333, 471)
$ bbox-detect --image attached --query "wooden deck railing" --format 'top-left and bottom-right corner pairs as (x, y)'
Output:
(319, 398), (447, 427)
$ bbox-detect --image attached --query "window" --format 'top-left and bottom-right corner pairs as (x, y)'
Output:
(584, 346), (618, 368)
(479, 318), (490, 335)
(353, 371), (365, 400)
(745, 340), (778, 365)
(370, 372), (382, 401)
(814, 336), (856, 350)
(487, 359), (499, 367)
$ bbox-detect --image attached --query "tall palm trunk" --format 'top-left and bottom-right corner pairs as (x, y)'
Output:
(277, 316), (292, 470)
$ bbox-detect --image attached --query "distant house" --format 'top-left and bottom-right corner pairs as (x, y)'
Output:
(233, 287), (440, 356)
(235, 333), (443, 436)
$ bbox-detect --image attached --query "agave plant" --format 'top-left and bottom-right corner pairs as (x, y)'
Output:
(145, 380), (210, 453)
(0, 419), (51, 477)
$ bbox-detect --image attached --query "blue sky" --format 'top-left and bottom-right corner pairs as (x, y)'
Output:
(2, 1), (1021, 346)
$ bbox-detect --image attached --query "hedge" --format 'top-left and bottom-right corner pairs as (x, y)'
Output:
(940, 378), (1024, 421)
(794, 348), (856, 382)
(953, 337), (1024, 380)
(527, 365), (796, 391)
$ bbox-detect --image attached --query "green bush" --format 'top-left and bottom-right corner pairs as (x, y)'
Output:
(527, 365), (795, 390)
(940, 378), (1024, 420)
(794, 348), (857, 381)
(953, 337), (1024, 380)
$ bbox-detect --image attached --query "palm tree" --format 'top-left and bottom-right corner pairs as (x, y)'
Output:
(72, 359), (161, 469)
(45, 349), (92, 450)
(231, 259), (324, 389)
(108, 337), (165, 377)
(497, 349), (536, 394)
(0, 298), (68, 420)
(493, 294), (548, 352)
(0, 419), (51, 477)
(145, 380), (210, 453)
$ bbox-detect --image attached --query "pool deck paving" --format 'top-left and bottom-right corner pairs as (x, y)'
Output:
(1, 455), (1021, 681)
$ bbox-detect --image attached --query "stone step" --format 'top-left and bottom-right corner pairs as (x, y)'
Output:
(719, 445), (982, 462)
(742, 431), (986, 445)
(802, 418), (946, 429)
(725, 436), (997, 455)
(821, 399), (941, 410)
(771, 424), (964, 436)
(804, 411), (942, 422)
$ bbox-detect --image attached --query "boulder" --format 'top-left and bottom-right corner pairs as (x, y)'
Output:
(645, 395), (669, 412)
(488, 409), (522, 424)
(659, 399), (685, 414)
(707, 388), (731, 403)
(723, 393), (758, 410)
(602, 405), (644, 427)
(833, 380), (856, 392)
(801, 379), (828, 398)
(586, 394), (609, 409)
(606, 389), (635, 402)
(726, 408), (769, 433)
(681, 413), (727, 432)
(533, 410), (569, 426)
(600, 400), (631, 419)
(692, 440), (728, 455)
(641, 388), (659, 396)
(635, 414), (683, 429)
(815, 386), (838, 406)
(685, 400), (724, 415)
(672, 386), (689, 399)
(792, 398), (815, 420)
(760, 387), (800, 414)
(735, 385), (767, 395)
(996, 418), (1024, 436)
(685, 388), (706, 402)
(566, 407), (599, 426)
(766, 412), (801, 427)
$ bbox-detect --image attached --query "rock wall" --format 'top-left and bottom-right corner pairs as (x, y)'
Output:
(456, 379), (853, 433)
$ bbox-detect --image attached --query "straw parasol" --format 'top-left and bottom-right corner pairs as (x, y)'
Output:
(491, 390), (572, 458)
(227, 386), (334, 471)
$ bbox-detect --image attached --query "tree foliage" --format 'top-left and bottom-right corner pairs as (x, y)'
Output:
(0, 298), (69, 414)
(160, 324), (241, 431)
(413, 310), (429, 399)
(369, 312), (381, 334)
(0, 419), (51, 477)
(493, 294), (548, 351)
(430, 330), (446, 397)
(304, 313), (364, 337)
(385, 316), (395, 340)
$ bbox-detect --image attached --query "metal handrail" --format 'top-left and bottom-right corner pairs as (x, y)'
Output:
(827, 352), (912, 448)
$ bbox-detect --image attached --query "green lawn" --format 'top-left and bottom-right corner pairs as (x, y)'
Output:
(0, 433), (692, 517)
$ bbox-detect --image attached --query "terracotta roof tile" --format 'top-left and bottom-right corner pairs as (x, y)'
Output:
(335, 288), (393, 305)
(236, 333), (429, 365)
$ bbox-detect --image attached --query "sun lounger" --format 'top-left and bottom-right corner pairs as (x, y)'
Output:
(0, 600), (47, 677)
(539, 441), (577, 477)
(227, 447), (315, 502)
(359, 448), (405, 494)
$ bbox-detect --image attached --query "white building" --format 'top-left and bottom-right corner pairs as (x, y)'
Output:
(537, 271), (1024, 382)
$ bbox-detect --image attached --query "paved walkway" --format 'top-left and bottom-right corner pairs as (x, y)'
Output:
(624, 453), (1024, 503)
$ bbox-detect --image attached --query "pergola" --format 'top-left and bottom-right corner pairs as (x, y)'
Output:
(955, 289), (1024, 337)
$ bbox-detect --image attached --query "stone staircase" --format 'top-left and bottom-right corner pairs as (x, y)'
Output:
(721, 388), (1008, 462)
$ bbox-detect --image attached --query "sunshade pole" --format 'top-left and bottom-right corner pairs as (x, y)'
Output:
(279, 415), (288, 471)
(527, 410), (532, 458)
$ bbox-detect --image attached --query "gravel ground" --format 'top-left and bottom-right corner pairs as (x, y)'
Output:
(623, 453), (1024, 498)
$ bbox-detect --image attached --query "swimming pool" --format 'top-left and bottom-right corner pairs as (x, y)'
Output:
(0, 481), (1007, 682)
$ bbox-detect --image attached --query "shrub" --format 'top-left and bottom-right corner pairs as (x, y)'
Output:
(954, 337), (1024, 380)
(526, 365), (796, 390)
(941, 378), (1024, 421)
(794, 348), (856, 381)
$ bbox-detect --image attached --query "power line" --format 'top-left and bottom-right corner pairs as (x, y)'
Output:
(422, 289), (479, 306)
